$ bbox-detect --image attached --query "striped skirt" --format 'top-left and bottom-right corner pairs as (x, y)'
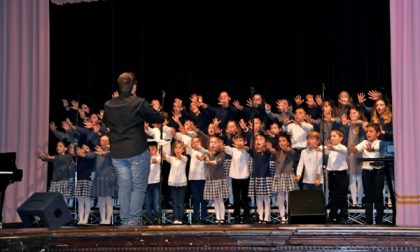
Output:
(204, 179), (229, 200)
(248, 177), (273, 197)
(272, 174), (296, 193)
(75, 180), (92, 197)
(49, 180), (74, 198)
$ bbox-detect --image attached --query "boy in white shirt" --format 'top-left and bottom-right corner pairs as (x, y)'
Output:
(295, 131), (323, 190)
(349, 123), (384, 225)
(224, 133), (251, 223)
(144, 141), (162, 224)
(325, 130), (349, 224)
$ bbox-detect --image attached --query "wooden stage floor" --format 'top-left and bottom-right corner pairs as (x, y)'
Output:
(1, 224), (420, 251)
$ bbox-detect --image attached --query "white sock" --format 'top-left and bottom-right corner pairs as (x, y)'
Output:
(105, 197), (114, 224)
(98, 197), (106, 224)
(263, 196), (270, 222)
(257, 197), (263, 221)
(278, 193), (286, 218)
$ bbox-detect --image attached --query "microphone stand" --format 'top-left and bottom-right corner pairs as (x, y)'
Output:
(249, 87), (259, 224)
(321, 84), (328, 203)
(72, 95), (81, 225)
(158, 90), (166, 225)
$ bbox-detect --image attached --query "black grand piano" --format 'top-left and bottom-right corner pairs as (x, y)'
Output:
(0, 153), (23, 224)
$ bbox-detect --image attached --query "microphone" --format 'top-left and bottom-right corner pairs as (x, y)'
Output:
(250, 86), (255, 96)
(162, 90), (166, 98)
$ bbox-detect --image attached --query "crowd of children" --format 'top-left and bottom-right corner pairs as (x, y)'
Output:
(39, 88), (393, 225)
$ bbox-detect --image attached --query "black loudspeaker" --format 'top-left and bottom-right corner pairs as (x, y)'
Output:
(288, 190), (326, 224)
(17, 192), (72, 228)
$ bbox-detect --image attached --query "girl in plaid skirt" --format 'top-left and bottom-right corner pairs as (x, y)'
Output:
(37, 140), (75, 203)
(270, 133), (298, 223)
(202, 136), (228, 224)
(75, 144), (95, 225)
(249, 133), (274, 224)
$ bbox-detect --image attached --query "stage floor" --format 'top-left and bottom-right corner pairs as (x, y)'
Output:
(1, 224), (420, 251)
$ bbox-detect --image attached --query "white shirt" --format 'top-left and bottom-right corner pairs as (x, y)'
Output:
(148, 154), (161, 184)
(165, 155), (188, 187)
(174, 133), (207, 180)
(145, 126), (172, 156)
(324, 144), (348, 171)
(282, 122), (313, 149)
(355, 139), (383, 170)
(296, 147), (323, 184)
(224, 146), (250, 179)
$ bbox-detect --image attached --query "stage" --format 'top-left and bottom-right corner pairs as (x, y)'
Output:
(1, 224), (420, 251)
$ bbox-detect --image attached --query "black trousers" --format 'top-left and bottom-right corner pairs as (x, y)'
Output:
(328, 170), (349, 220)
(231, 178), (250, 218)
(362, 168), (385, 224)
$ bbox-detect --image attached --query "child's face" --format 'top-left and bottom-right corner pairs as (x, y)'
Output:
(172, 102), (181, 113)
(270, 123), (280, 135)
(366, 127), (380, 141)
(190, 103), (199, 113)
(151, 100), (161, 111)
(254, 135), (267, 151)
(81, 104), (90, 113)
(278, 136), (290, 149)
(307, 137), (320, 149)
(226, 122), (238, 135)
(323, 103), (332, 114)
(184, 120), (194, 131)
(294, 109), (306, 123)
(191, 137), (201, 150)
(149, 145), (158, 156)
(375, 100), (386, 115)
(253, 118), (263, 132)
(209, 138), (220, 151)
(233, 137), (246, 148)
(253, 94), (263, 105)
(218, 92), (231, 106)
(339, 91), (350, 105)
(56, 142), (67, 154)
(278, 100), (288, 111)
(349, 108), (360, 121)
(329, 132), (343, 145)
(91, 114), (99, 124)
(208, 124), (215, 135)
(99, 136), (110, 150)
(173, 143), (184, 157)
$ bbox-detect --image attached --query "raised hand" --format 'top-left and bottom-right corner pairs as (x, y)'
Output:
(325, 140), (333, 150)
(49, 122), (57, 131)
(131, 84), (137, 96)
(239, 119), (246, 130)
(315, 95), (323, 106)
(233, 100), (243, 110)
(283, 113), (292, 124)
(357, 93), (366, 103)
(294, 95), (304, 106)
(246, 98), (253, 107)
(83, 120), (93, 129)
(368, 90), (382, 101)
(366, 142), (374, 152)
(212, 118), (221, 127)
(70, 100), (79, 110)
(112, 91), (119, 98)
(98, 110), (104, 120)
(62, 99), (69, 108)
(306, 94), (315, 107)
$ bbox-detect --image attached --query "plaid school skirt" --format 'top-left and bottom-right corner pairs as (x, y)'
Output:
(204, 178), (229, 200)
(272, 174), (296, 193)
(49, 180), (74, 198)
(248, 177), (273, 197)
(75, 180), (92, 197)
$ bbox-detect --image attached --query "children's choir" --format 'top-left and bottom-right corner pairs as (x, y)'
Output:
(40, 88), (393, 225)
